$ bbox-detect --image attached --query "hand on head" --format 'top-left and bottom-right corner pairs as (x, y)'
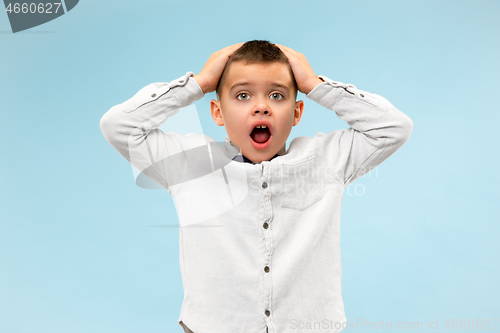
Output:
(194, 42), (322, 96)
(193, 43), (243, 94)
(274, 44), (323, 95)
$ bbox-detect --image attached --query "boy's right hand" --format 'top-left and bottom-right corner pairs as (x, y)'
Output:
(193, 43), (243, 94)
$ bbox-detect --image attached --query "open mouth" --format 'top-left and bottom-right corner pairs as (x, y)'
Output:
(250, 125), (271, 144)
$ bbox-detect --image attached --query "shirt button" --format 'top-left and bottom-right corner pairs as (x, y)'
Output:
(151, 93), (156, 98)
(263, 222), (269, 229)
(264, 266), (270, 273)
(265, 310), (270, 316)
(262, 182), (268, 189)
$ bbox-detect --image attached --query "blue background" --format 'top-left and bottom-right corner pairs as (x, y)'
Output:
(1, 0), (499, 332)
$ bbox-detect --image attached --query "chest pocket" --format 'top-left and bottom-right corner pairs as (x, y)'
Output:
(280, 157), (324, 211)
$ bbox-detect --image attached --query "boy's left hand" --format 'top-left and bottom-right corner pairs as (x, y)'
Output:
(275, 44), (324, 95)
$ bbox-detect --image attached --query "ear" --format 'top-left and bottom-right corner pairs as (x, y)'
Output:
(292, 100), (304, 126)
(211, 99), (225, 126)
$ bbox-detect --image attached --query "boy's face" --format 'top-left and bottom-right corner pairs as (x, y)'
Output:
(211, 61), (304, 163)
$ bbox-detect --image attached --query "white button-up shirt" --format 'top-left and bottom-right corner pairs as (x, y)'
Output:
(100, 71), (413, 333)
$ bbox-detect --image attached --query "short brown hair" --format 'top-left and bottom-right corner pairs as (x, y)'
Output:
(215, 40), (298, 99)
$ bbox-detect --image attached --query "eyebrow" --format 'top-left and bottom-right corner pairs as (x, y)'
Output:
(229, 82), (290, 92)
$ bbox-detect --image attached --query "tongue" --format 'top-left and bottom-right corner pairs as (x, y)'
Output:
(251, 128), (270, 143)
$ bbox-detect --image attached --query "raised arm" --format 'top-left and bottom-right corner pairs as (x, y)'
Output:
(277, 44), (413, 187)
(99, 43), (243, 191)
(307, 78), (413, 187)
(99, 73), (205, 190)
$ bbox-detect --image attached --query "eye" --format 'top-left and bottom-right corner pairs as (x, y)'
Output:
(237, 93), (250, 100)
(270, 93), (283, 100)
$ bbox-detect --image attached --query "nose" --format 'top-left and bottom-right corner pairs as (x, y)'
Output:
(251, 97), (271, 115)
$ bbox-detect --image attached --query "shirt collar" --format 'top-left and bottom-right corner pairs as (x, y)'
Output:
(232, 153), (280, 164)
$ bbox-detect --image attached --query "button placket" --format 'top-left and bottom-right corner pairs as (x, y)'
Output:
(260, 162), (273, 324)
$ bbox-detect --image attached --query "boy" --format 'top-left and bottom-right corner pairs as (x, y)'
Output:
(100, 40), (413, 333)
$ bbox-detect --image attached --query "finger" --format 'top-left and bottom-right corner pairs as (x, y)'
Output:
(275, 45), (297, 61)
(275, 44), (289, 58)
(219, 43), (244, 57)
(275, 44), (287, 53)
(275, 44), (294, 53)
(229, 43), (243, 54)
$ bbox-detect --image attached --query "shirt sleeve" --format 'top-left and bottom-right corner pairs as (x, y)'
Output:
(306, 75), (413, 188)
(99, 71), (205, 192)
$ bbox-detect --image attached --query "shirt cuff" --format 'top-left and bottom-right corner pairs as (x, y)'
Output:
(168, 71), (205, 107)
(123, 72), (205, 113)
(306, 75), (346, 109)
